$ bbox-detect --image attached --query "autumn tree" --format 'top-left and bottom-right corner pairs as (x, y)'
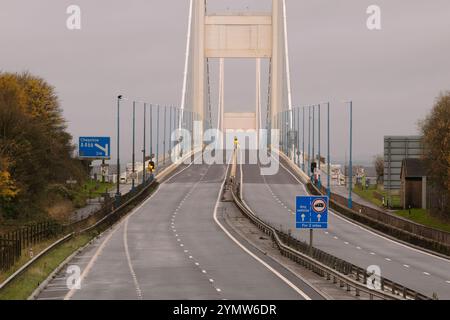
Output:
(420, 93), (450, 215)
(0, 72), (86, 219)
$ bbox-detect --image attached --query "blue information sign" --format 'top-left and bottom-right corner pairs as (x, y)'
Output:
(296, 196), (329, 229)
(79, 137), (110, 159)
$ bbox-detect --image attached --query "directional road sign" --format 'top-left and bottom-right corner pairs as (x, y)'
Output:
(79, 137), (111, 159)
(296, 196), (329, 229)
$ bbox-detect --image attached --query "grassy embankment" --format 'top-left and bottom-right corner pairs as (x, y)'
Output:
(353, 185), (450, 233)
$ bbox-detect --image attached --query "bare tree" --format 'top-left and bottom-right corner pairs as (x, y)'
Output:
(373, 155), (384, 185)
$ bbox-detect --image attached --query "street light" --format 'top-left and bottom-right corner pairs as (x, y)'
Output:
(343, 100), (353, 209)
(326, 102), (331, 199)
(142, 103), (147, 184)
(308, 106), (311, 180)
(116, 95), (123, 201)
(318, 104), (321, 189)
(132, 101), (136, 190)
(302, 106), (305, 172)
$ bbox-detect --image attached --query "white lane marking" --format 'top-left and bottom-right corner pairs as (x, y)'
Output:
(385, 258), (392, 262)
(64, 226), (117, 300)
(370, 252), (376, 255)
(423, 272), (431, 276)
(124, 218), (143, 300)
(272, 152), (450, 264)
(404, 265), (410, 268)
(356, 247), (362, 250)
(446, 280), (450, 284)
(344, 242), (349, 245)
(214, 156), (312, 300)
(333, 236), (339, 240)
(65, 153), (203, 300)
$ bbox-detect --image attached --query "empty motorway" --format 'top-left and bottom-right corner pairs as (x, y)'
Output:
(37, 159), (323, 300)
(239, 151), (450, 299)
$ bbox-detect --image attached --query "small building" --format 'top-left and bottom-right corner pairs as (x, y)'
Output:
(400, 158), (427, 210)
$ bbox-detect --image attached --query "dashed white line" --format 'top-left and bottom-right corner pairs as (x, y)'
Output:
(214, 154), (312, 300)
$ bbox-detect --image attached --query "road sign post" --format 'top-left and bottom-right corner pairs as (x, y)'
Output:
(296, 196), (329, 255)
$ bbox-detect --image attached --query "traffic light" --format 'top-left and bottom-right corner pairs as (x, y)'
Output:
(148, 161), (155, 173)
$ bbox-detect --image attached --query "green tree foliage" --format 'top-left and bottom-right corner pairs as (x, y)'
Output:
(420, 93), (450, 215)
(0, 72), (86, 219)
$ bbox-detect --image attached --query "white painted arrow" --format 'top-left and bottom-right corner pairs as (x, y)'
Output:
(95, 143), (109, 156)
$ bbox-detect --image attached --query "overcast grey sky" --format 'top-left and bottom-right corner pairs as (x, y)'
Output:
(1, 0), (449, 164)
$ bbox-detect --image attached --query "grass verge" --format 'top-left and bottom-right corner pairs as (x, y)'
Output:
(0, 233), (93, 300)
(394, 209), (450, 233)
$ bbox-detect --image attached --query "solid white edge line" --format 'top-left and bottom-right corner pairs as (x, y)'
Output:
(124, 218), (143, 299)
(272, 152), (450, 264)
(213, 155), (312, 300)
(64, 153), (202, 300)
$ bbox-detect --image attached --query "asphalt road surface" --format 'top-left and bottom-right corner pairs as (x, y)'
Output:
(239, 151), (450, 299)
(37, 160), (322, 300)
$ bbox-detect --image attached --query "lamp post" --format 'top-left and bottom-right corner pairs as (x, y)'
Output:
(318, 104), (321, 189)
(308, 106), (311, 179)
(343, 101), (353, 209)
(312, 105), (315, 182)
(156, 105), (160, 174)
(302, 106), (305, 172)
(116, 95), (123, 201)
(297, 107), (300, 166)
(327, 102), (331, 199)
(142, 103), (147, 184)
(132, 101), (136, 190)
(163, 106), (167, 166)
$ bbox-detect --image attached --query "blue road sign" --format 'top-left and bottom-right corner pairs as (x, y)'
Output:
(296, 196), (329, 229)
(79, 137), (111, 159)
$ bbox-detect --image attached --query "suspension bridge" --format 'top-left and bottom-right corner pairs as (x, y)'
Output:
(34, 0), (450, 301)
